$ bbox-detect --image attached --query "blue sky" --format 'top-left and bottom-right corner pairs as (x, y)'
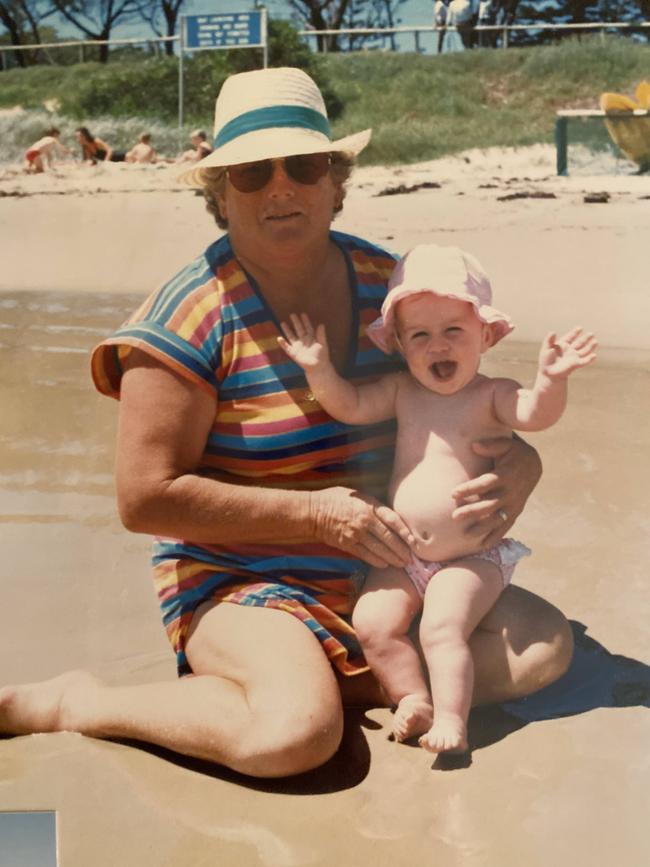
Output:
(98, 0), (438, 45)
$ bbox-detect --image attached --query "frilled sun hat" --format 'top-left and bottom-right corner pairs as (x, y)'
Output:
(178, 66), (371, 186)
(367, 244), (515, 354)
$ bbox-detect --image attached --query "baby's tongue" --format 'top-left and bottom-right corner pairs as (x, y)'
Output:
(433, 361), (456, 380)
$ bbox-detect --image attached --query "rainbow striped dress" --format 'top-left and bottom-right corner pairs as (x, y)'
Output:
(91, 230), (399, 676)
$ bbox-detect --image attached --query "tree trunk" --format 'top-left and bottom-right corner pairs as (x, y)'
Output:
(99, 26), (111, 62)
(24, 9), (52, 64)
(0, 8), (28, 66)
(163, 3), (178, 56)
(309, 9), (332, 52)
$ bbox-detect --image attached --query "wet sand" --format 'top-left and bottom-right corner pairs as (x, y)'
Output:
(1, 150), (649, 865)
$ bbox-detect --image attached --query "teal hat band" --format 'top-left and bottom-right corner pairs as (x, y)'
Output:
(214, 105), (332, 149)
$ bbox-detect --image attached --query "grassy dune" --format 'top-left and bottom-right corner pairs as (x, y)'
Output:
(327, 39), (650, 163)
(1, 36), (648, 165)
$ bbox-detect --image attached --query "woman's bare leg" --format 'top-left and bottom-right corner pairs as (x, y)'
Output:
(469, 584), (574, 705)
(0, 604), (345, 778)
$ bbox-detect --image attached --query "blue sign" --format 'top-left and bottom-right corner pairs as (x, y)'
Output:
(184, 12), (263, 49)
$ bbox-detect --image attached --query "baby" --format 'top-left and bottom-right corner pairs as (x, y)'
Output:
(24, 128), (70, 173)
(278, 244), (597, 754)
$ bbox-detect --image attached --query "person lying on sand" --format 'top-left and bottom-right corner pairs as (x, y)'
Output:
(279, 243), (597, 754)
(75, 126), (125, 164)
(176, 129), (213, 163)
(125, 133), (158, 164)
(23, 128), (71, 173)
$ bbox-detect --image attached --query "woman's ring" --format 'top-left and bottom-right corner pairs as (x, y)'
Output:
(497, 509), (508, 523)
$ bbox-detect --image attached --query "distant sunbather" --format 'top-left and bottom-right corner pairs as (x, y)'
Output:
(177, 129), (213, 163)
(125, 133), (157, 165)
(75, 127), (126, 164)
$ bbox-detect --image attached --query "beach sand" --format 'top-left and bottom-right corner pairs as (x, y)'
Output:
(2, 145), (650, 349)
(0, 147), (649, 866)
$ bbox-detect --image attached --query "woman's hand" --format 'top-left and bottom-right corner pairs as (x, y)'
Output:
(451, 436), (542, 548)
(309, 486), (414, 569)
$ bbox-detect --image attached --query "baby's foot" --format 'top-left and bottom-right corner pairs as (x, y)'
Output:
(0, 670), (101, 735)
(392, 694), (433, 742)
(418, 713), (468, 754)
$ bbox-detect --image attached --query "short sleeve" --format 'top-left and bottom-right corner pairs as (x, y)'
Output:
(91, 244), (227, 400)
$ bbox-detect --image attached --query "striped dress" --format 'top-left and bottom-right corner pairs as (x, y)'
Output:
(91, 230), (400, 676)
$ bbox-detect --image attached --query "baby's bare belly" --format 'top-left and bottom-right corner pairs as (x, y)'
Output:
(390, 455), (492, 563)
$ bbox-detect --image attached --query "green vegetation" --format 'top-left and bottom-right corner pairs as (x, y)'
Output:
(1, 35), (648, 165)
(329, 37), (650, 164)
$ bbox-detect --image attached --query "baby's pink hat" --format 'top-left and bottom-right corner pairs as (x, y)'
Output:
(368, 244), (515, 354)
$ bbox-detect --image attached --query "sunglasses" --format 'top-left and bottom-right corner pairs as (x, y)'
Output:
(226, 153), (332, 193)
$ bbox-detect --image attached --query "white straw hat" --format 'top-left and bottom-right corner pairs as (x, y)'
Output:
(368, 244), (515, 354)
(178, 66), (371, 186)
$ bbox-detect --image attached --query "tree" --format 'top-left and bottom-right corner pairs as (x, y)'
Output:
(0, 0), (56, 66)
(505, 1), (649, 44)
(514, 1), (648, 26)
(340, 0), (408, 51)
(50, 0), (145, 62)
(287, 0), (352, 51)
(138, 0), (186, 56)
(287, 0), (409, 51)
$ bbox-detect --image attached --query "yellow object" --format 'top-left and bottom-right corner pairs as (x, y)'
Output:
(634, 80), (650, 109)
(600, 81), (650, 170)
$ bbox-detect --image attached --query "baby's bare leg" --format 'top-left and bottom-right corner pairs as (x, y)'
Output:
(418, 559), (503, 754)
(353, 566), (432, 741)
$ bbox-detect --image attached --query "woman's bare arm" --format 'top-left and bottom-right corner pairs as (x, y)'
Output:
(96, 137), (112, 160)
(115, 350), (413, 568)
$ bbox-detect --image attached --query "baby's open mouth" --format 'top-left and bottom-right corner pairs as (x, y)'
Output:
(431, 361), (457, 381)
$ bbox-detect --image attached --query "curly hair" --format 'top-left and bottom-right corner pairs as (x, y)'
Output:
(200, 152), (356, 230)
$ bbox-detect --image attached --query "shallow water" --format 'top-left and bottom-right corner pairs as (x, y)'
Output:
(0, 289), (170, 683)
(0, 290), (138, 521)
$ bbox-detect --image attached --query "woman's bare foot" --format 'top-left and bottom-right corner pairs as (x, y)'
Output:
(0, 670), (101, 735)
(392, 693), (433, 742)
(418, 713), (468, 754)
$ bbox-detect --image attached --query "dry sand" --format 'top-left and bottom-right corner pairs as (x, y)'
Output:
(0, 147), (649, 866)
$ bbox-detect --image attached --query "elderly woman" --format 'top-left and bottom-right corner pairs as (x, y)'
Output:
(0, 67), (572, 778)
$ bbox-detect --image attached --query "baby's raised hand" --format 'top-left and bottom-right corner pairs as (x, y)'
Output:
(278, 313), (330, 371)
(538, 327), (598, 380)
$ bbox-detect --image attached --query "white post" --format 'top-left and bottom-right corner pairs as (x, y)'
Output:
(178, 17), (185, 134)
(261, 6), (268, 68)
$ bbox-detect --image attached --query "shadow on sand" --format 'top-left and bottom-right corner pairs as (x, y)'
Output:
(121, 707), (377, 795)
(454, 619), (650, 769)
(130, 619), (649, 786)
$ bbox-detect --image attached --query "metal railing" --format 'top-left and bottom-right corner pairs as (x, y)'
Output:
(0, 19), (648, 64)
(297, 20), (650, 52)
(0, 34), (177, 67)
